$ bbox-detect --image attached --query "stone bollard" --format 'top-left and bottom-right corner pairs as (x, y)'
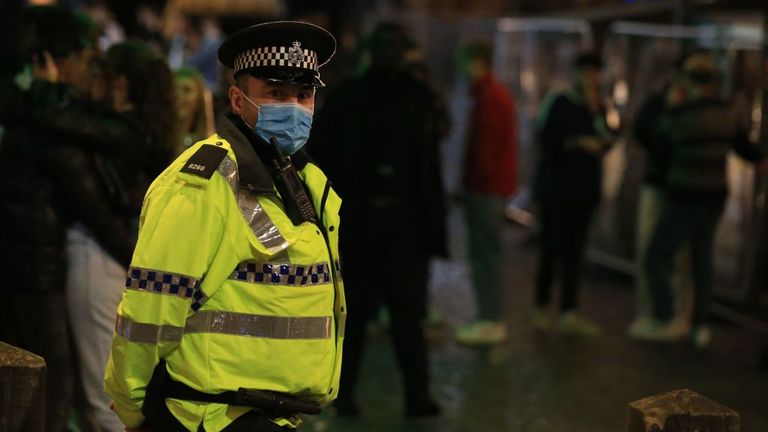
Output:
(0, 341), (46, 432)
(628, 389), (739, 432)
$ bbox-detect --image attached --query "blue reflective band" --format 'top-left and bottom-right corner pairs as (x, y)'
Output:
(230, 261), (332, 287)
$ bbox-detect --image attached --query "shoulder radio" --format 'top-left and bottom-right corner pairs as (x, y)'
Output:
(268, 138), (318, 225)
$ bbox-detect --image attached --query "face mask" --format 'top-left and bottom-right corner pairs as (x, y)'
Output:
(241, 92), (313, 155)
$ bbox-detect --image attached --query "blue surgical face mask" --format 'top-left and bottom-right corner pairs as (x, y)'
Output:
(241, 93), (313, 155)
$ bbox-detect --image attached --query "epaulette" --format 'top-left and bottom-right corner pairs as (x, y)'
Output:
(180, 144), (228, 180)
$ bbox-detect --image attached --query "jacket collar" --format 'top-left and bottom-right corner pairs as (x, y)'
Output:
(218, 112), (314, 194)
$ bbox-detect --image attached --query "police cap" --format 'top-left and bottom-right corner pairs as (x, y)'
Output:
(218, 21), (336, 88)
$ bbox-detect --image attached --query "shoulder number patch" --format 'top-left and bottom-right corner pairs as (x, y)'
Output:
(180, 144), (228, 179)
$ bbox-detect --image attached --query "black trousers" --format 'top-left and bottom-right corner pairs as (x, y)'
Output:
(337, 222), (432, 405)
(146, 400), (292, 432)
(645, 198), (722, 325)
(535, 201), (596, 312)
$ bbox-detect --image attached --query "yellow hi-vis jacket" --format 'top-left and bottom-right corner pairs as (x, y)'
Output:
(104, 115), (346, 432)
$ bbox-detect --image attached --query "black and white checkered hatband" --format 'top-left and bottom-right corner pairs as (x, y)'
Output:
(234, 44), (319, 74)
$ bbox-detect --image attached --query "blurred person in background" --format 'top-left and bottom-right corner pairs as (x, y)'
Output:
(135, 3), (166, 53)
(166, 10), (224, 93)
(309, 22), (448, 417)
(637, 53), (768, 347)
(628, 63), (694, 338)
(103, 41), (176, 188)
(43, 40), (176, 431)
(175, 66), (215, 153)
(453, 41), (518, 346)
(531, 53), (614, 338)
(351, 29), (451, 333)
(83, 1), (126, 51)
(0, 7), (134, 431)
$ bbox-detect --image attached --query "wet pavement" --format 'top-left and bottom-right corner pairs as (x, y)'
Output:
(305, 204), (768, 432)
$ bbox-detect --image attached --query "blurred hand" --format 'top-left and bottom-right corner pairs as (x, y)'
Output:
(665, 82), (686, 107)
(32, 51), (58, 83)
(576, 136), (605, 155)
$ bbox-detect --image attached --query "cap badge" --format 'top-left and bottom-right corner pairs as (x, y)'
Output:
(288, 41), (304, 65)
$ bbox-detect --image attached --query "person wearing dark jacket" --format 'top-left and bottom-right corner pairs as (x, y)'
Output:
(57, 41), (175, 432)
(636, 53), (767, 347)
(0, 7), (135, 431)
(627, 72), (694, 338)
(532, 53), (613, 337)
(309, 23), (447, 417)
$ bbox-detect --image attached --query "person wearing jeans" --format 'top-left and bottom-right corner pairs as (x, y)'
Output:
(66, 226), (126, 431)
(635, 53), (767, 347)
(454, 41), (518, 345)
(644, 199), (722, 342)
(628, 81), (694, 338)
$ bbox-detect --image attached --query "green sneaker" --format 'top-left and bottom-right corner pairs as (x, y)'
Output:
(531, 308), (551, 331)
(628, 318), (686, 342)
(455, 320), (508, 345)
(557, 312), (602, 337)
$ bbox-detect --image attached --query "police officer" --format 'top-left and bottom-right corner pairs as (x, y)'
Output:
(104, 21), (346, 432)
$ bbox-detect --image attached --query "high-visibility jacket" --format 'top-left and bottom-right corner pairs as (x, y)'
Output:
(104, 115), (346, 432)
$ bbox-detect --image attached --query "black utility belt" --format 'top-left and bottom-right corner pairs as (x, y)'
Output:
(163, 377), (322, 416)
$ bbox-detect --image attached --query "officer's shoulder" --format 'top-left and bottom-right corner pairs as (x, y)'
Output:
(173, 135), (235, 187)
(180, 140), (229, 177)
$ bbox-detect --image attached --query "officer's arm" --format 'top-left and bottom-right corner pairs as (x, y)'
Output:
(104, 182), (225, 428)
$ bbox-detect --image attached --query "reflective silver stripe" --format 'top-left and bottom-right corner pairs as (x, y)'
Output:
(216, 154), (239, 195)
(238, 190), (290, 254)
(185, 311), (331, 340)
(115, 315), (184, 343)
(215, 152), (289, 255)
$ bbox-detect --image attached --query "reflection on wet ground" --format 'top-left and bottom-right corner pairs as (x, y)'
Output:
(305, 205), (768, 432)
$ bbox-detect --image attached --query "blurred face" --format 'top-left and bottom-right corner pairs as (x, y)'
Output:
(665, 73), (687, 106)
(681, 67), (716, 100)
(110, 74), (132, 112)
(575, 67), (601, 94)
(58, 47), (96, 96)
(229, 75), (315, 128)
(466, 58), (487, 81)
(89, 63), (108, 102)
(176, 76), (201, 123)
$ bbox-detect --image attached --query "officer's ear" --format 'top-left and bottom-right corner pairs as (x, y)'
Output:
(229, 85), (244, 115)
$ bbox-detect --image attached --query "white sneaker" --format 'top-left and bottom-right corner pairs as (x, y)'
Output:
(628, 319), (687, 342)
(557, 312), (602, 337)
(690, 326), (712, 349)
(455, 320), (508, 345)
(531, 308), (551, 332)
(627, 316), (654, 337)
